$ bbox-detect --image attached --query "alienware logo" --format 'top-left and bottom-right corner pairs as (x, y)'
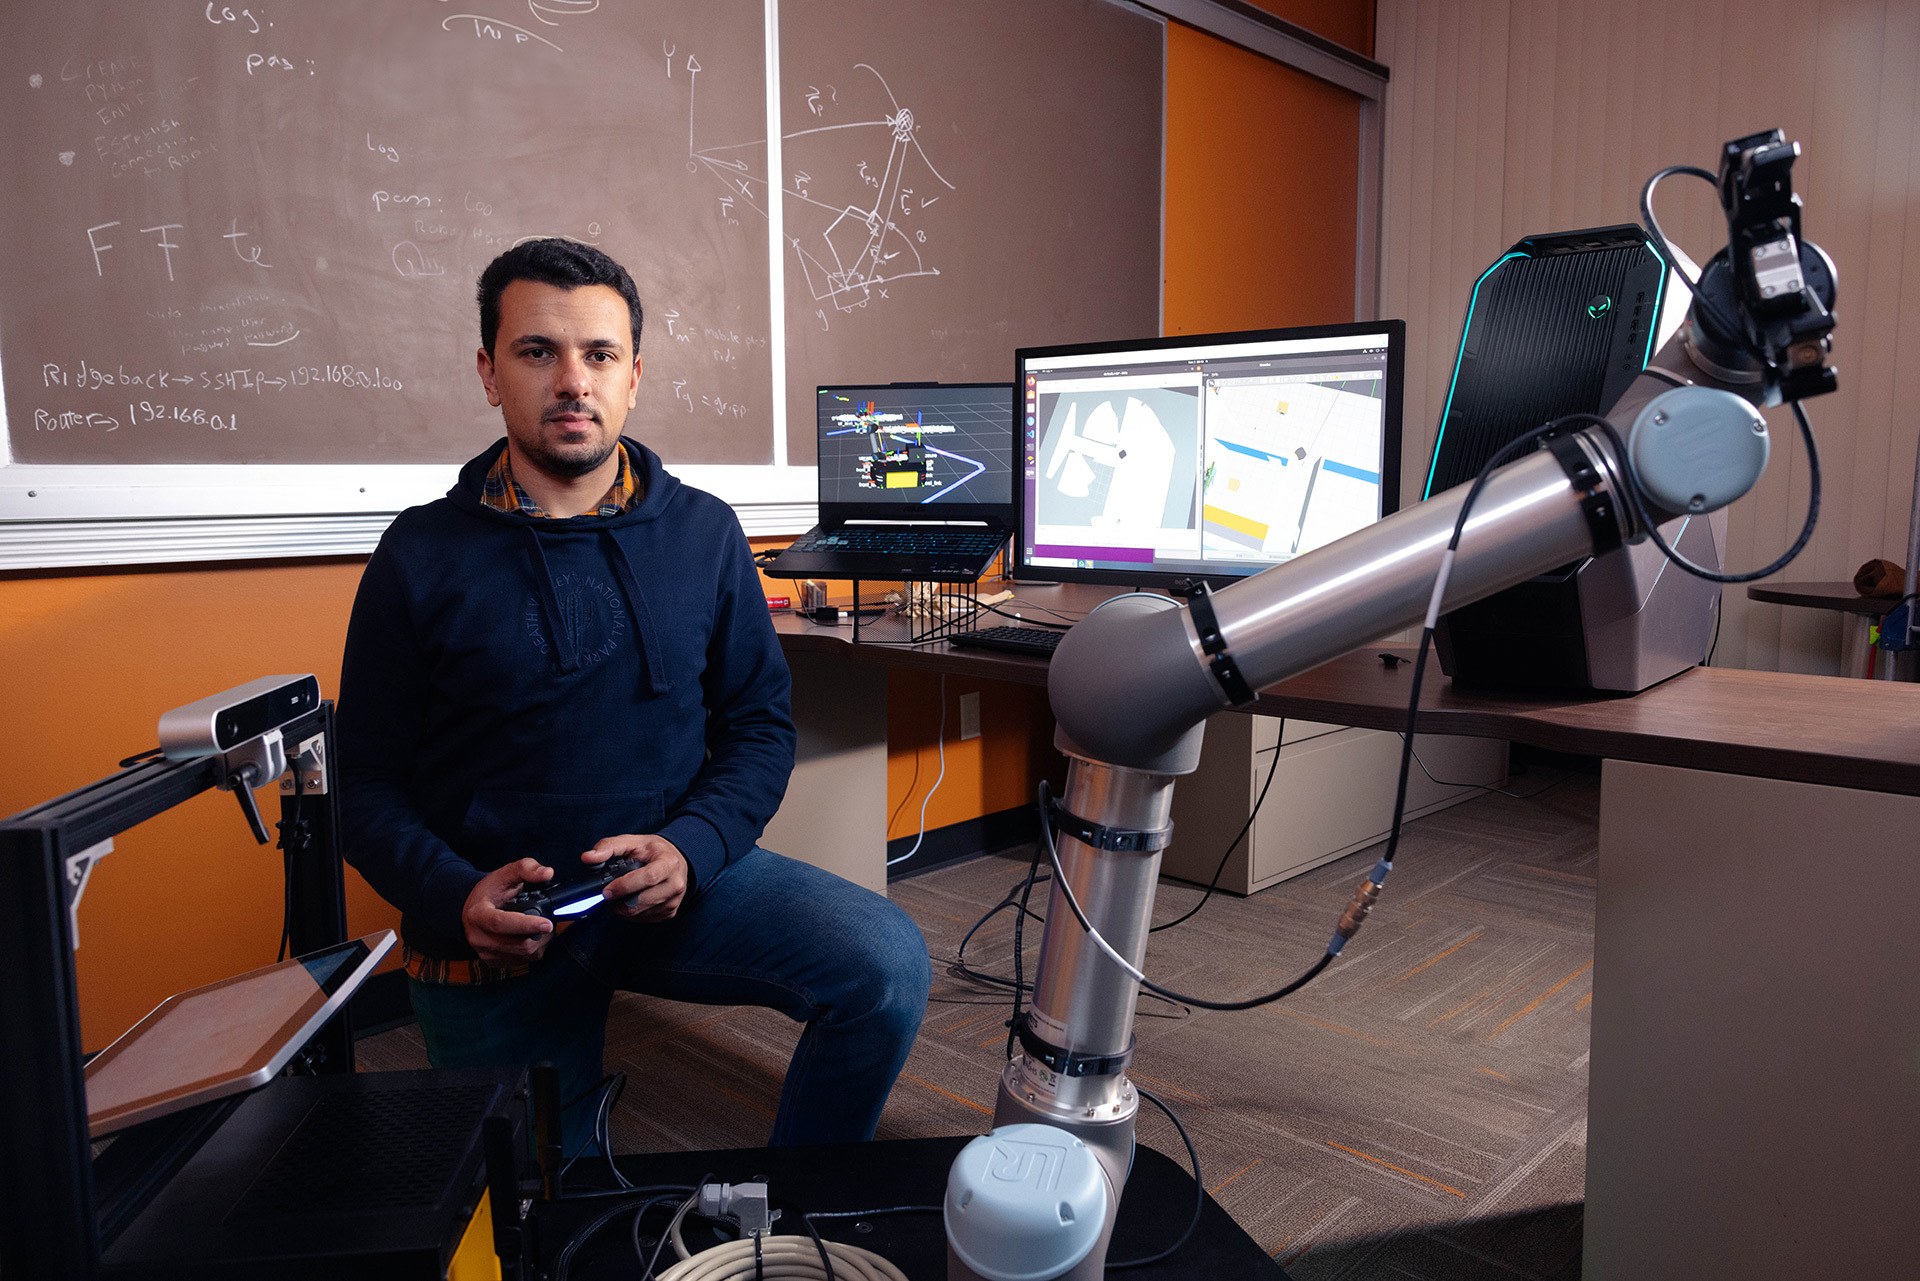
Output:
(1587, 294), (1614, 319)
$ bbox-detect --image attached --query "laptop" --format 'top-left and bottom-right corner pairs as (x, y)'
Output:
(764, 382), (1016, 583)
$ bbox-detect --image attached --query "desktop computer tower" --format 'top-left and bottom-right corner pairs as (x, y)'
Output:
(1424, 225), (1723, 693)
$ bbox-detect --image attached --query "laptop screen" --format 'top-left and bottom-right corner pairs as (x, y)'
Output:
(817, 384), (1015, 509)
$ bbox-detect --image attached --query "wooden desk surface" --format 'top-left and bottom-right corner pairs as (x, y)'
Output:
(1248, 649), (1920, 796)
(1747, 580), (1898, 617)
(772, 585), (1920, 797)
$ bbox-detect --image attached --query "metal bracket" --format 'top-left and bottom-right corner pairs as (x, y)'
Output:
(1014, 1013), (1134, 1078)
(63, 839), (113, 951)
(219, 728), (286, 795)
(1046, 796), (1173, 854)
(1545, 431), (1624, 552)
(1187, 583), (1257, 706)
(218, 729), (285, 845)
(279, 733), (329, 796)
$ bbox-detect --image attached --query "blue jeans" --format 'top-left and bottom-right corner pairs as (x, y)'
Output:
(407, 848), (930, 1151)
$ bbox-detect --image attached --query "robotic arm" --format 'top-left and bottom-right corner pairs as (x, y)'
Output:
(943, 131), (1837, 1281)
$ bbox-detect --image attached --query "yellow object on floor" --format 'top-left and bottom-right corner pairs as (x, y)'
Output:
(447, 1188), (501, 1281)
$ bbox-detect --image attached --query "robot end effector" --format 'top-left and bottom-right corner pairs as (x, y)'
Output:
(1681, 129), (1837, 404)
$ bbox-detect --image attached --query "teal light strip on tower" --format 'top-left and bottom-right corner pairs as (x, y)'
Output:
(1424, 251), (1530, 499)
(1641, 238), (1670, 369)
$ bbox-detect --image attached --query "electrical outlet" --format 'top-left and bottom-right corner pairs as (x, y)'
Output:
(959, 691), (981, 740)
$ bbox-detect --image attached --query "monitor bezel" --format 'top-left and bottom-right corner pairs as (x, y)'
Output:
(815, 382), (1017, 526)
(1014, 319), (1406, 590)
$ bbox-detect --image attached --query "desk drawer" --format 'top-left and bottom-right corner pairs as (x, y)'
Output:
(1252, 716), (1343, 751)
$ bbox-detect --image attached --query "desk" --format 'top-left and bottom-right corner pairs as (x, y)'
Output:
(1748, 579), (1915, 679)
(768, 583), (1920, 1278)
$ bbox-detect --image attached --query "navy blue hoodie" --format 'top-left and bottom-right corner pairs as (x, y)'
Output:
(338, 437), (796, 959)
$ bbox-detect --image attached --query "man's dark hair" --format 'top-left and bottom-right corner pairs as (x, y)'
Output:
(476, 238), (644, 356)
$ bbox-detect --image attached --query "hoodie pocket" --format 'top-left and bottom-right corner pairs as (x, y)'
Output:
(458, 788), (666, 871)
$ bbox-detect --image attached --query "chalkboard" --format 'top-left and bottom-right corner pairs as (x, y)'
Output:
(774, 0), (1164, 463)
(3, 1), (773, 468)
(0, 1), (1162, 555)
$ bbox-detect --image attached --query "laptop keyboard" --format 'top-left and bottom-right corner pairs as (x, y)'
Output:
(788, 527), (1006, 556)
(949, 625), (1068, 657)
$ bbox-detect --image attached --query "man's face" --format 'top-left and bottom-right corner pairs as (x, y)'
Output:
(477, 280), (641, 480)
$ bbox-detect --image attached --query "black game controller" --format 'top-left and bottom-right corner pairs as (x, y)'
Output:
(504, 855), (643, 920)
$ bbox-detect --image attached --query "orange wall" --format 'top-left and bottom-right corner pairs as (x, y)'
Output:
(0, 562), (396, 1050)
(1164, 14), (1367, 333)
(3, 0), (1377, 1049)
(873, 0), (1380, 836)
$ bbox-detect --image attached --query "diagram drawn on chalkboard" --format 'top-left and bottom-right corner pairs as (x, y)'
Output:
(676, 56), (956, 324)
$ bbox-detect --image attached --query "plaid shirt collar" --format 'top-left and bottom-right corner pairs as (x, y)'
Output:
(481, 442), (640, 518)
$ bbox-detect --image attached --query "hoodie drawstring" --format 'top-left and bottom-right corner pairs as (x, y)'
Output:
(605, 532), (671, 696)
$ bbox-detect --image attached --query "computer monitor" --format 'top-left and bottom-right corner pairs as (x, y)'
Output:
(1016, 320), (1405, 589)
(816, 383), (1015, 517)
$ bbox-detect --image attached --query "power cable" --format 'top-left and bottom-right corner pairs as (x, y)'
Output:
(1149, 743), (1283, 934)
(886, 674), (947, 868)
(1107, 1086), (1203, 1270)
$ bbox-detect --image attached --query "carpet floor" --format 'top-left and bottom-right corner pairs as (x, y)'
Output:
(359, 766), (1599, 1279)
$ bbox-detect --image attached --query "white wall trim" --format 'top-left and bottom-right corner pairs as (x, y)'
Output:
(0, 499), (818, 571)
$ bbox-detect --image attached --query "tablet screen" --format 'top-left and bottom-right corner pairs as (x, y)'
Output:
(85, 932), (393, 1136)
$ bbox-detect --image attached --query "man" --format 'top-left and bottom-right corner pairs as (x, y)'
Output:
(339, 237), (930, 1149)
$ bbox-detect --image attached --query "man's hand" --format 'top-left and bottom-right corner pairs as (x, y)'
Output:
(461, 857), (557, 963)
(582, 834), (688, 922)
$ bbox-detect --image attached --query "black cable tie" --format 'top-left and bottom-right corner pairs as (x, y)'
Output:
(1012, 1013), (1134, 1079)
(1046, 795), (1172, 853)
(1544, 431), (1623, 554)
(1186, 583), (1257, 704)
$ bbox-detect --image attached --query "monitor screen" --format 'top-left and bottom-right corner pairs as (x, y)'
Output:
(817, 383), (1015, 509)
(1017, 321), (1404, 587)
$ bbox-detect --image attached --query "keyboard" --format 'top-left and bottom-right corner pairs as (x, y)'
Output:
(949, 625), (1068, 658)
(787, 527), (1008, 556)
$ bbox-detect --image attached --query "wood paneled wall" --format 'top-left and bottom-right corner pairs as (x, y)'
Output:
(1377, 0), (1920, 675)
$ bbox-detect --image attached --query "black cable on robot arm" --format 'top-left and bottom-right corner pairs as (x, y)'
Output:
(1039, 778), (1334, 1013)
(1635, 167), (1824, 583)
(1150, 741), (1282, 933)
(1374, 422), (1565, 875)
(1108, 1086), (1204, 1270)
(804, 1205), (943, 1223)
(1035, 420), (1565, 1015)
(1565, 407), (1822, 585)
(1006, 840), (1046, 1059)
(1639, 165), (1760, 366)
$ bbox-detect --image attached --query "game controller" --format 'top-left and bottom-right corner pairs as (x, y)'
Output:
(504, 855), (643, 920)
